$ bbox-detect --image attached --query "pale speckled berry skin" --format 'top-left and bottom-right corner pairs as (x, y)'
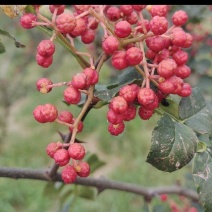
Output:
(20, 13), (37, 29)
(53, 149), (70, 166)
(33, 104), (58, 123)
(68, 143), (85, 160)
(137, 88), (156, 106)
(76, 161), (90, 177)
(37, 40), (55, 57)
(61, 165), (77, 184)
(56, 13), (76, 34)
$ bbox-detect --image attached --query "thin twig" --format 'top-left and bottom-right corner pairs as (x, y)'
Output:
(0, 166), (199, 202)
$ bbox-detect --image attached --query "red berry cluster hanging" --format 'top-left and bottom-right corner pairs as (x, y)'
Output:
(19, 5), (193, 183)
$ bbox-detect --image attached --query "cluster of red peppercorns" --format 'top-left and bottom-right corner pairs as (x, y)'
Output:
(46, 141), (90, 184)
(33, 103), (58, 123)
(19, 5), (193, 182)
(107, 84), (169, 135)
(36, 39), (55, 68)
(63, 67), (98, 105)
(20, 5), (99, 68)
(100, 5), (192, 135)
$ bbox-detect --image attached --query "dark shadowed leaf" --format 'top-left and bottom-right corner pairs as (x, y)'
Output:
(94, 84), (107, 91)
(193, 143), (212, 212)
(146, 115), (198, 172)
(184, 107), (212, 136)
(0, 28), (25, 48)
(117, 67), (142, 85)
(93, 83), (129, 103)
(179, 87), (206, 120)
(94, 68), (142, 103)
(0, 40), (6, 53)
(157, 96), (180, 120)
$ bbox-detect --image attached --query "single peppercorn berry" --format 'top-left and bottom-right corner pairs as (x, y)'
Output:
(37, 40), (55, 57)
(56, 13), (76, 34)
(102, 36), (119, 55)
(20, 13), (37, 29)
(172, 10), (188, 26)
(137, 88), (156, 105)
(36, 78), (53, 94)
(53, 149), (70, 166)
(111, 50), (129, 70)
(114, 21), (131, 38)
(68, 143), (85, 160)
(36, 54), (53, 68)
(58, 111), (73, 123)
(110, 96), (128, 114)
(46, 142), (61, 158)
(75, 161), (90, 177)
(108, 122), (125, 136)
(61, 165), (77, 184)
(125, 47), (143, 66)
(33, 104), (58, 123)
(63, 86), (81, 104)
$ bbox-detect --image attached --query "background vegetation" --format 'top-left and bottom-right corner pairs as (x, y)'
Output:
(0, 5), (211, 212)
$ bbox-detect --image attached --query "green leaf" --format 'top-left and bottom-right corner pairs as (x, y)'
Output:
(0, 40), (6, 53)
(117, 67), (142, 85)
(184, 107), (212, 136)
(94, 84), (107, 91)
(157, 96), (181, 121)
(0, 28), (25, 48)
(84, 152), (106, 174)
(197, 76), (212, 95)
(193, 145), (212, 211)
(76, 185), (96, 200)
(179, 87), (206, 120)
(94, 68), (142, 103)
(94, 83), (129, 103)
(146, 115), (198, 172)
(91, 84), (111, 109)
(92, 100), (108, 109)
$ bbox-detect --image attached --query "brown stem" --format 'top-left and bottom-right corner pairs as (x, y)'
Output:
(139, 41), (150, 88)
(0, 166), (199, 202)
(134, 65), (159, 87)
(122, 32), (154, 46)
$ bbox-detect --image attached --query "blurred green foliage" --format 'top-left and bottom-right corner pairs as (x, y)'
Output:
(0, 5), (211, 212)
